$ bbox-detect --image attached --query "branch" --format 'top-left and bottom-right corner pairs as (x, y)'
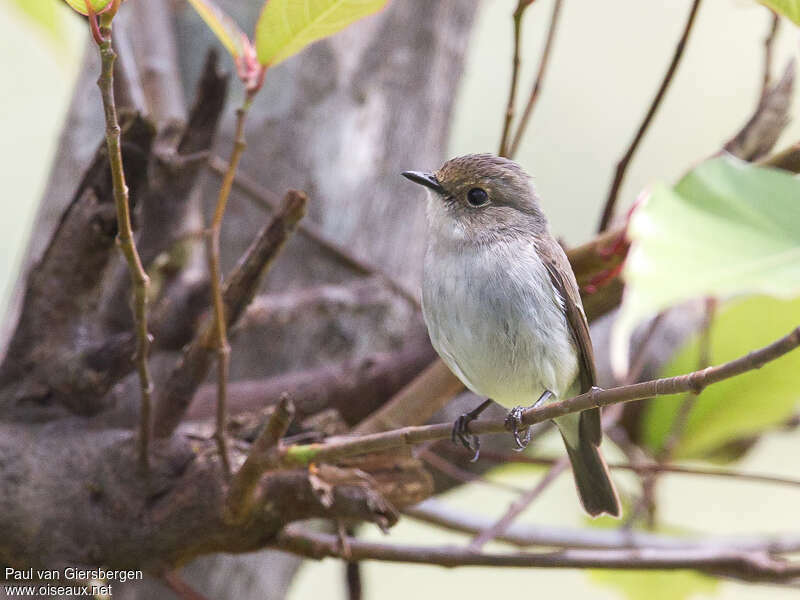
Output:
(224, 395), (294, 524)
(508, 0), (564, 157)
(0, 116), (153, 417)
(96, 20), (154, 470)
(277, 326), (800, 466)
(498, 0), (532, 157)
(153, 191), (307, 439)
(274, 527), (800, 583)
(468, 457), (569, 551)
(206, 94), (255, 475)
(188, 334), (435, 425)
(597, 0), (703, 232)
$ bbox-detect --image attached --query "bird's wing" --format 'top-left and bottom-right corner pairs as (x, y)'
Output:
(540, 237), (601, 445)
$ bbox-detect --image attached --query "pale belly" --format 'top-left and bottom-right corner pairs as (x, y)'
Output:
(422, 239), (580, 408)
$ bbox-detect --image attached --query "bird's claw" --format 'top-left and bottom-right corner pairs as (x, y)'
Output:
(452, 413), (481, 462)
(505, 406), (531, 451)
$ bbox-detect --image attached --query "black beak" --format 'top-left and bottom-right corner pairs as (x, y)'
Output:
(402, 171), (444, 194)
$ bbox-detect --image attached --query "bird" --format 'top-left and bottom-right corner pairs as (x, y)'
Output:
(402, 153), (620, 517)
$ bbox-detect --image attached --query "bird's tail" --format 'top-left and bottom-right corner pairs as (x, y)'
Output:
(557, 415), (620, 518)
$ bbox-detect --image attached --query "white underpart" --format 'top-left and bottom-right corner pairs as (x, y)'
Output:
(422, 194), (581, 447)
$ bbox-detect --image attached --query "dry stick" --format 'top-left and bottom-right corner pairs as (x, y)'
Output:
(274, 527), (800, 582)
(597, 0), (703, 232)
(95, 9), (154, 471)
(207, 156), (419, 308)
(498, 0), (533, 157)
(508, 0), (564, 157)
(279, 326), (800, 466)
(207, 94), (255, 477)
(224, 395), (295, 524)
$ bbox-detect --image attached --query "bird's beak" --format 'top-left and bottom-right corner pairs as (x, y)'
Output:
(402, 171), (445, 194)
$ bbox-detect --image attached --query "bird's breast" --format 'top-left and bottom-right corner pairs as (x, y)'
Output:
(422, 238), (579, 406)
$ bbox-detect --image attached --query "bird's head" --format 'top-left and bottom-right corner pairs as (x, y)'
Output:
(402, 154), (547, 243)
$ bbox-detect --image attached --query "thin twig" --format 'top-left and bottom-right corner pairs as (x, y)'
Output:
(597, 0), (703, 232)
(274, 527), (800, 583)
(468, 457), (569, 551)
(508, 0), (564, 157)
(94, 10), (154, 472)
(224, 395), (294, 524)
(278, 326), (800, 466)
(207, 94), (255, 477)
(498, 0), (533, 157)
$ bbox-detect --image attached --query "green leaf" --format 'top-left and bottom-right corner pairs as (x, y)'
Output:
(758, 0), (800, 25)
(589, 570), (718, 600)
(255, 0), (388, 67)
(62, 0), (112, 16)
(641, 295), (800, 459)
(185, 0), (246, 59)
(611, 155), (800, 375)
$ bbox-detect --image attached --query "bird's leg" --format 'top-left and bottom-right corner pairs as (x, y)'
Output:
(505, 390), (553, 451)
(451, 399), (493, 462)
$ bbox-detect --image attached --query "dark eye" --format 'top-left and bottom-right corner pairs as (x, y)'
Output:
(467, 187), (489, 207)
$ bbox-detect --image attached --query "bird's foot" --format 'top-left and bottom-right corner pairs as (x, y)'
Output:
(451, 399), (493, 462)
(505, 406), (531, 451)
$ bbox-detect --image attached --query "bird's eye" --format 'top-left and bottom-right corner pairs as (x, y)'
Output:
(466, 187), (489, 207)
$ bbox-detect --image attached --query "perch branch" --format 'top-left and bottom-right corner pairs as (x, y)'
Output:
(278, 326), (800, 466)
(597, 0), (702, 232)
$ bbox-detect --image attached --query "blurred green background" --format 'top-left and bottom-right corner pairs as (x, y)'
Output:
(2, 0), (799, 598)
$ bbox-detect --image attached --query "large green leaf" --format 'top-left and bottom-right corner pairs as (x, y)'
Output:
(255, 0), (388, 67)
(185, 0), (245, 59)
(759, 0), (800, 25)
(641, 295), (800, 459)
(611, 155), (800, 375)
(62, 0), (112, 16)
(589, 570), (717, 600)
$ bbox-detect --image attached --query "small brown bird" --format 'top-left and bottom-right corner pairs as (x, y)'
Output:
(403, 154), (620, 517)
